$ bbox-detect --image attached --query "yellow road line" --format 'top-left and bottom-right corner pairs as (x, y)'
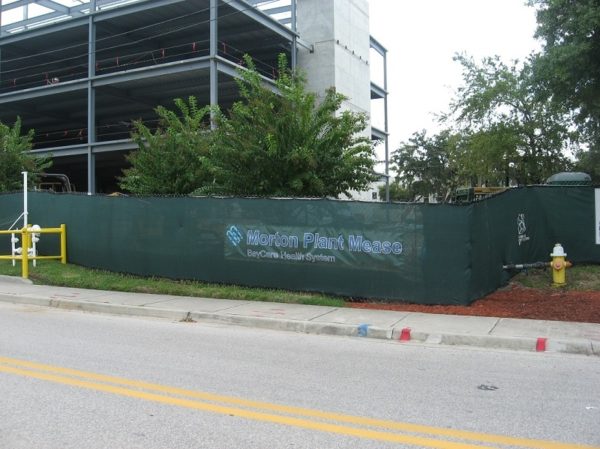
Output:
(0, 356), (597, 449)
(0, 363), (498, 449)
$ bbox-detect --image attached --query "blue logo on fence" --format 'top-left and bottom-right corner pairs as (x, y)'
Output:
(227, 226), (243, 246)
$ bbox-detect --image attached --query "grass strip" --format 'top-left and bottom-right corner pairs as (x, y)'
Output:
(0, 260), (346, 307)
(512, 264), (600, 291)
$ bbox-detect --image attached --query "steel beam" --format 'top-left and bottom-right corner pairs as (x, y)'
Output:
(92, 57), (211, 87)
(290, 0), (296, 68)
(1, 0), (91, 36)
(0, 80), (88, 103)
(37, 1), (69, 14)
(383, 45), (389, 202)
(262, 6), (290, 15)
(215, 56), (277, 93)
(30, 138), (137, 157)
(30, 143), (89, 157)
(210, 0), (218, 127)
(1, 1), (32, 12)
(370, 126), (388, 140)
(94, 0), (186, 22)
(91, 139), (137, 153)
(223, 0), (295, 42)
(369, 35), (389, 202)
(1, 15), (88, 42)
(1, 0), (184, 39)
(370, 82), (386, 100)
(369, 35), (387, 57)
(87, 3), (97, 194)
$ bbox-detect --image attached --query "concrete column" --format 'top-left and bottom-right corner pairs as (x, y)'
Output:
(296, 0), (371, 130)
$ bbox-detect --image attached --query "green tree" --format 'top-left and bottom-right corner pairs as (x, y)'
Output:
(574, 146), (600, 182)
(529, 0), (600, 141)
(392, 54), (575, 198)
(120, 97), (212, 195)
(206, 54), (375, 197)
(446, 54), (573, 185)
(529, 0), (600, 181)
(456, 124), (521, 187)
(390, 130), (462, 200)
(378, 179), (413, 202)
(0, 118), (50, 192)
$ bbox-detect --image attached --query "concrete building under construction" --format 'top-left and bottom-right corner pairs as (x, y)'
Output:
(0, 0), (388, 197)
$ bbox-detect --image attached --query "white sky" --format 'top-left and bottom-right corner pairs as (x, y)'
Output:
(368, 0), (541, 151)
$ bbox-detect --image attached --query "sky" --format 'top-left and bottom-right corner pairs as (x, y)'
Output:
(368, 0), (541, 153)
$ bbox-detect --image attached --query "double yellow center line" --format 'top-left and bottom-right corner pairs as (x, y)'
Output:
(0, 355), (596, 449)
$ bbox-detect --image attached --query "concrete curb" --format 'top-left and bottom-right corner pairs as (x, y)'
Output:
(0, 294), (188, 321)
(0, 275), (33, 285)
(1, 294), (598, 356)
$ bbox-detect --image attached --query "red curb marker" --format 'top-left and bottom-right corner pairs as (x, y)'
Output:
(399, 328), (411, 342)
(536, 337), (547, 352)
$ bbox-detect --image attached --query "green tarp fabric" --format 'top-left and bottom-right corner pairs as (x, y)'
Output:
(0, 186), (598, 305)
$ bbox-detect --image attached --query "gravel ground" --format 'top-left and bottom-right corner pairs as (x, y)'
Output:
(349, 283), (600, 324)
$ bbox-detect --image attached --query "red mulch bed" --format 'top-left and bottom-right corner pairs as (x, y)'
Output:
(348, 284), (600, 324)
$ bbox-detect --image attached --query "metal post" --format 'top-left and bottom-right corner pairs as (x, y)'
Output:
(383, 49), (390, 203)
(209, 0), (218, 128)
(291, 0), (297, 70)
(22, 171), (28, 228)
(21, 228), (29, 279)
(87, 2), (96, 194)
(60, 224), (67, 264)
(291, 37), (297, 70)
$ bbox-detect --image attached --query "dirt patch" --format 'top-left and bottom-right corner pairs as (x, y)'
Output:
(348, 284), (600, 324)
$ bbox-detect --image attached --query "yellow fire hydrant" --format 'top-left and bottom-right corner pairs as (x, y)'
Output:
(550, 243), (572, 287)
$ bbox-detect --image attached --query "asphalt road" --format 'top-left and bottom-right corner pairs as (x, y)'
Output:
(0, 301), (598, 449)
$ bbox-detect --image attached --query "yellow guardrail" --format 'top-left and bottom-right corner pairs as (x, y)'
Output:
(0, 224), (66, 279)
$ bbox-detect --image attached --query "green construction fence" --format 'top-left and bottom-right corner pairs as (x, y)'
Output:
(0, 186), (598, 305)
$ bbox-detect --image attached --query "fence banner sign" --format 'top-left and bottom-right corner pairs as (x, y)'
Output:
(225, 224), (407, 270)
(596, 189), (600, 245)
(2, 187), (599, 305)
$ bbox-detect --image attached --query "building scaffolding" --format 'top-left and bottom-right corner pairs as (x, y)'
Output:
(1, 0), (388, 198)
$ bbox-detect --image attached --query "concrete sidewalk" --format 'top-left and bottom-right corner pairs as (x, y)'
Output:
(0, 275), (598, 356)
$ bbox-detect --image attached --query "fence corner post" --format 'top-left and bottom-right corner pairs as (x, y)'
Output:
(60, 224), (67, 264)
(21, 228), (29, 279)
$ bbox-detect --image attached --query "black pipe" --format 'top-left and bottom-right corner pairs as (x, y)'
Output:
(502, 261), (549, 270)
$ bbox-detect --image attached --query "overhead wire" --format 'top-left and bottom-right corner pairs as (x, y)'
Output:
(0, 37), (276, 93)
(0, 7), (211, 66)
(33, 119), (158, 146)
(0, 0), (285, 65)
(0, 41), (213, 93)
